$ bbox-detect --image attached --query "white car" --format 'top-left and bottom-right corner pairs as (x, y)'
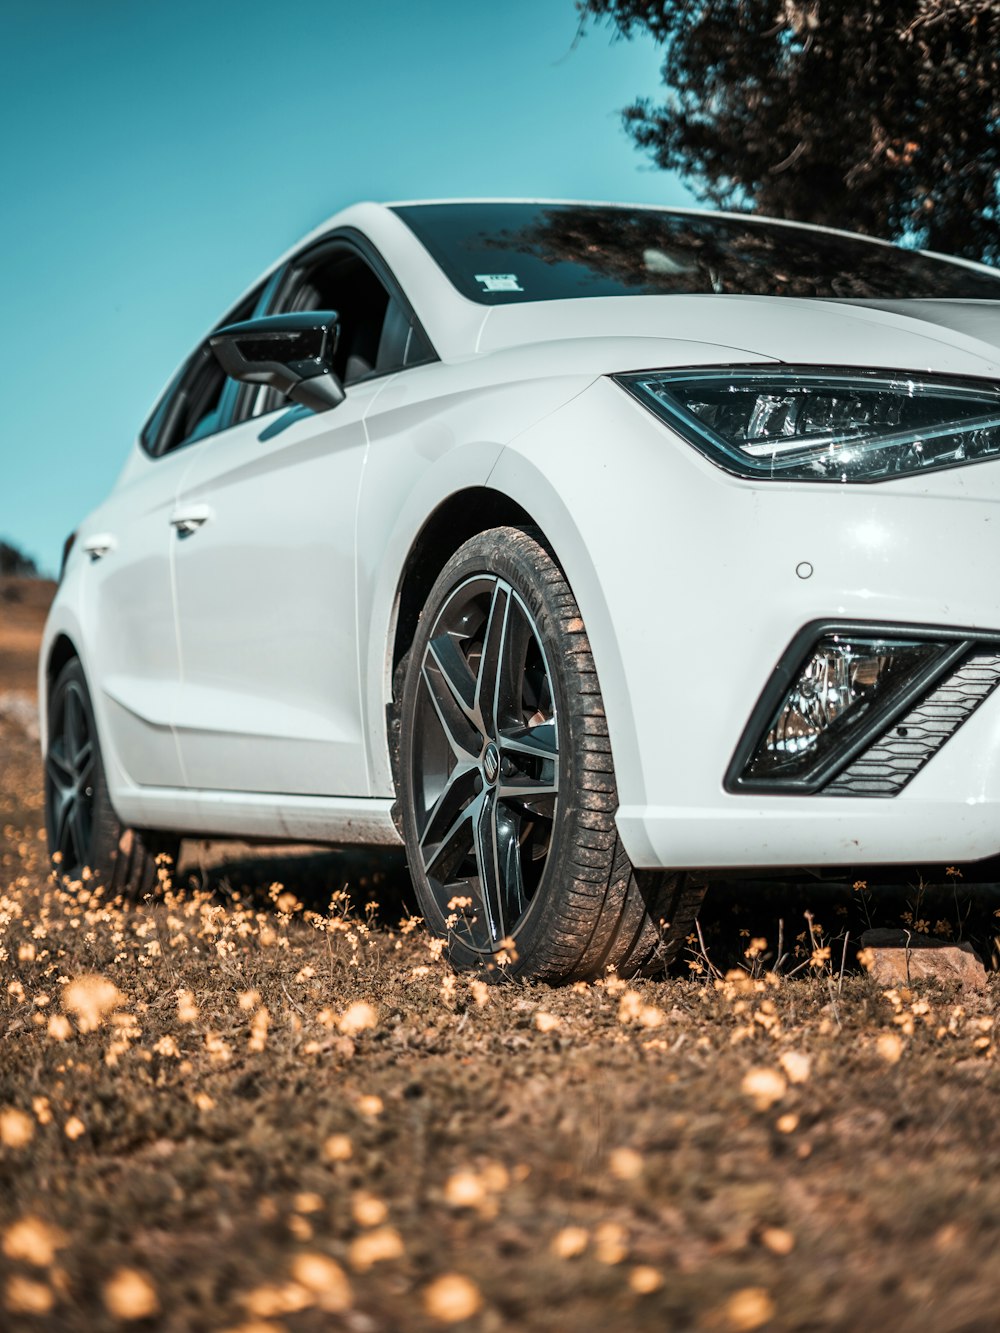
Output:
(41, 199), (1000, 981)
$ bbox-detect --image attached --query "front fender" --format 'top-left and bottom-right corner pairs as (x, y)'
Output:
(486, 393), (649, 812)
(359, 439), (507, 793)
(357, 357), (602, 795)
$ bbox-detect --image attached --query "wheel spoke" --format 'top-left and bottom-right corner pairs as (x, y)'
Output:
(65, 687), (87, 763)
(424, 788), (483, 884)
(46, 740), (75, 790)
(76, 755), (95, 793)
(472, 789), (504, 944)
(422, 652), (480, 761)
(427, 634), (478, 717)
(495, 799), (527, 925)
(52, 788), (74, 862)
(69, 800), (90, 873)
(472, 792), (527, 946)
(420, 762), (479, 848)
(59, 793), (80, 869)
(74, 738), (94, 782)
(495, 602), (533, 732)
(474, 581), (510, 738)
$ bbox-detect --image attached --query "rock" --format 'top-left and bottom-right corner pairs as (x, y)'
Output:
(860, 928), (987, 989)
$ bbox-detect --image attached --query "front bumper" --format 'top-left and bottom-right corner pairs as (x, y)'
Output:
(502, 375), (1000, 872)
(615, 466), (1000, 868)
(618, 679), (1000, 869)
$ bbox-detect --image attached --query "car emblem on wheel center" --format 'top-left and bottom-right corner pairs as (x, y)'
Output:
(482, 742), (501, 786)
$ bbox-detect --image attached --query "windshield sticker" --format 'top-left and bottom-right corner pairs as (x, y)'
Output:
(475, 273), (524, 292)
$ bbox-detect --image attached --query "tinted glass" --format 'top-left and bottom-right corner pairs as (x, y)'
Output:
(392, 202), (1000, 304)
(143, 283), (265, 456)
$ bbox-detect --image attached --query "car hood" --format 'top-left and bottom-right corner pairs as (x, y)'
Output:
(474, 294), (1000, 380)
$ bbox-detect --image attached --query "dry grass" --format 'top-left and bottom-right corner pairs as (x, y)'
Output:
(3, 582), (1000, 1330)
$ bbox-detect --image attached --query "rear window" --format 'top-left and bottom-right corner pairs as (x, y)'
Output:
(392, 202), (1000, 305)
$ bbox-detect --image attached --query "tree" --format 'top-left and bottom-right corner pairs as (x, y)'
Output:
(578, 0), (1000, 261)
(0, 540), (39, 577)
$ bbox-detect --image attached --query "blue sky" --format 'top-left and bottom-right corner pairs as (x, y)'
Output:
(1, 0), (693, 574)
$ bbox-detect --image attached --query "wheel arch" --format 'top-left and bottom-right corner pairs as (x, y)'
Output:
(39, 632), (82, 753)
(46, 633), (80, 687)
(369, 462), (642, 815)
(390, 487), (535, 675)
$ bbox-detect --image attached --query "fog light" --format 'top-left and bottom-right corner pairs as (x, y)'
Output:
(745, 635), (951, 786)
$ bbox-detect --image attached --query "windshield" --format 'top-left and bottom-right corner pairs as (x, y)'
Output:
(392, 202), (1000, 305)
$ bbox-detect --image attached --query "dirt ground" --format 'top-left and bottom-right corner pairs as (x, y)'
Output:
(0, 578), (53, 696)
(3, 577), (1000, 1332)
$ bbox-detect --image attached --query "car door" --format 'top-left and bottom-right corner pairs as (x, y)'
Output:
(169, 237), (432, 797)
(82, 289), (263, 788)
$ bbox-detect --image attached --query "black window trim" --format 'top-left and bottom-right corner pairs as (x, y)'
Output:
(230, 228), (438, 427)
(140, 270), (280, 460)
(267, 226), (437, 362)
(141, 229), (439, 459)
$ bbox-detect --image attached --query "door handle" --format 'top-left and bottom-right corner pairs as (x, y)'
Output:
(170, 504), (213, 536)
(82, 533), (116, 560)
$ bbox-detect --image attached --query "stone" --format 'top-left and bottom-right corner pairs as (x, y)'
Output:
(860, 928), (987, 990)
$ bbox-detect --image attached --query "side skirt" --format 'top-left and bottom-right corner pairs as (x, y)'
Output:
(112, 786), (403, 847)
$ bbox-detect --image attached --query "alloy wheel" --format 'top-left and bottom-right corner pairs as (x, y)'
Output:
(412, 575), (559, 952)
(45, 679), (95, 877)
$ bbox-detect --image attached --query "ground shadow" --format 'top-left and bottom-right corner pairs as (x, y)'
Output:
(177, 840), (416, 919)
(176, 837), (1000, 978)
(694, 871), (1000, 975)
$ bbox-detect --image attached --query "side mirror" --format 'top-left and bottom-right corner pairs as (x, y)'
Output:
(209, 311), (345, 413)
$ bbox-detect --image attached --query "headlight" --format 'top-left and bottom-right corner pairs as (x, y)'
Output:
(616, 368), (1000, 482)
(736, 633), (952, 788)
(725, 623), (1000, 795)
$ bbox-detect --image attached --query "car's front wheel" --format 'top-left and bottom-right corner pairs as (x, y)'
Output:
(397, 527), (705, 982)
(44, 658), (179, 898)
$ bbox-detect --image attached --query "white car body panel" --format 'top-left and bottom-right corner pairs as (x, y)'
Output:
(40, 199), (1000, 873)
(77, 447), (196, 789)
(169, 384), (376, 797)
(476, 294), (1000, 376)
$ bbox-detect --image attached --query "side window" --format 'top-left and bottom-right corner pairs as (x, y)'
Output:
(142, 283), (265, 457)
(247, 243), (433, 418)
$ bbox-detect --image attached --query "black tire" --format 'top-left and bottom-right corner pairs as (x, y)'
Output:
(44, 658), (179, 899)
(397, 526), (705, 982)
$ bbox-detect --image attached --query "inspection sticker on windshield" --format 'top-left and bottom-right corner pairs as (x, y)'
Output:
(475, 273), (523, 292)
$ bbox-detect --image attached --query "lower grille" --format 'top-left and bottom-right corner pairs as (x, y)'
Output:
(824, 652), (1000, 797)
